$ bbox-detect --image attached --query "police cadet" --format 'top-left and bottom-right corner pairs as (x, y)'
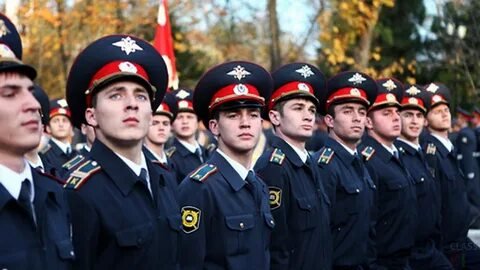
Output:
(0, 13), (74, 269)
(143, 91), (178, 184)
(394, 85), (453, 269)
(254, 63), (332, 270)
(167, 88), (210, 184)
(25, 85), (58, 175)
(41, 98), (78, 170)
(179, 61), (275, 269)
(455, 107), (480, 222)
(144, 91), (177, 166)
(314, 71), (378, 269)
(64, 35), (180, 269)
(421, 83), (480, 269)
(359, 78), (417, 269)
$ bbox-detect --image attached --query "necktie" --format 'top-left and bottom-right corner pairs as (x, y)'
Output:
(138, 168), (152, 196)
(352, 153), (364, 177)
(393, 150), (399, 159)
(18, 179), (36, 224)
(195, 148), (204, 163)
(245, 171), (261, 206)
(66, 146), (72, 156)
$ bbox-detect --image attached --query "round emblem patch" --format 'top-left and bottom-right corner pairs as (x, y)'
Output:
(233, 84), (249, 95)
(118, 61), (138, 73)
(181, 206), (201, 233)
(297, 83), (310, 92)
(268, 186), (282, 210)
(386, 93), (396, 102)
(350, 88), (361, 96)
(408, 97), (418, 105)
(179, 100), (189, 108)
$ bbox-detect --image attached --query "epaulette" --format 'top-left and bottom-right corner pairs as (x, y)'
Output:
(189, 164), (217, 182)
(361, 146), (375, 161)
(166, 147), (176, 158)
(64, 160), (101, 190)
(317, 147), (334, 164)
(62, 155), (85, 171)
(426, 143), (436, 155)
(40, 144), (51, 154)
(269, 148), (285, 165)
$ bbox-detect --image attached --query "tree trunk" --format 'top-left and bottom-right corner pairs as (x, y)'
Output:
(268, 0), (281, 71)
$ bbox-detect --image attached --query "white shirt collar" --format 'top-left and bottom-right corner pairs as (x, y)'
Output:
(145, 146), (168, 164)
(396, 138), (421, 151)
(216, 149), (250, 181)
(285, 141), (309, 163)
(381, 143), (399, 156)
(177, 138), (200, 154)
(336, 140), (358, 156)
(51, 137), (71, 154)
(83, 145), (91, 152)
(27, 154), (45, 172)
(0, 159), (34, 201)
(431, 133), (454, 152)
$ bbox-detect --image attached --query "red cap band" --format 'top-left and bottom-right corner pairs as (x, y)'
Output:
(270, 81), (314, 109)
(209, 83), (264, 112)
(86, 61), (150, 107)
(49, 108), (71, 118)
(325, 87), (368, 111)
(400, 97), (425, 110)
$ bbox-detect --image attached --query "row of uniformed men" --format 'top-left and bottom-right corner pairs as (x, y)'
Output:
(0, 11), (477, 270)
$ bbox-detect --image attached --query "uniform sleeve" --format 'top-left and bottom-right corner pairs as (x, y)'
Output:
(456, 131), (478, 181)
(254, 158), (290, 270)
(366, 168), (378, 268)
(178, 179), (210, 270)
(66, 190), (100, 270)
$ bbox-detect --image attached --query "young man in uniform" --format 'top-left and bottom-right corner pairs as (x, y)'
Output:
(64, 35), (180, 270)
(395, 85), (453, 269)
(179, 61), (275, 269)
(359, 78), (417, 269)
(254, 63), (332, 270)
(314, 71), (378, 269)
(144, 91), (177, 166)
(0, 13), (74, 269)
(422, 83), (480, 268)
(168, 88), (209, 183)
(41, 98), (78, 170)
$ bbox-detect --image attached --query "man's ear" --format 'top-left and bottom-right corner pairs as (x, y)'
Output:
(209, 119), (219, 136)
(85, 108), (98, 127)
(269, 110), (281, 126)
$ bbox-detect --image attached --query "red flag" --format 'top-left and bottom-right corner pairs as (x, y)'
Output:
(153, 0), (179, 90)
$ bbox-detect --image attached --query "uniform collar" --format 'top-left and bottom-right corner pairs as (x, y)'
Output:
(209, 151), (247, 192)
(143, 145), (168, 164)
(396, 138), (421, 153)
(51, 137), (71, 154)
(0, 159), (34, 200)
(430, 133), (453, 152)
(325, 137), (356, 164)
(90, 140), (163, 197)
(284, 140), (308, 163)
(270, 136), (305, 167)
(362, 135), (395, 161)
(176, 138), (200, 154)
(216, 149), (250, 181)
(27, 154), (45, 172)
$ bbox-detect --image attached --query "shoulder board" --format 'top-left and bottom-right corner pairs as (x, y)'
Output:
(426, 143), (436, 155)
(64, 160), (101, 190)
(166, 146), (176, 158)
(40, 144), (51, 154)
(317, 147), (334, 164)
(269, 148), (285, 165)
(361, 146), (375, 161)
(62, 155), (85, 170)
(189, 164), (217, 182)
